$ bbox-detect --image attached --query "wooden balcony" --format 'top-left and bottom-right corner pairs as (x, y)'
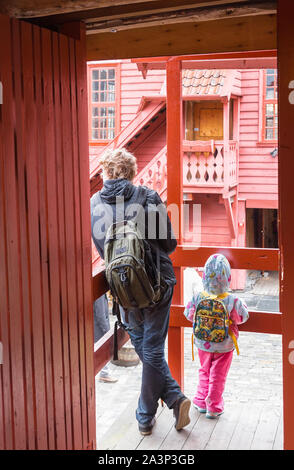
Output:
(134, 140), (238, 198)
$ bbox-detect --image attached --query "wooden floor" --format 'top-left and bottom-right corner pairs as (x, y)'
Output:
(98, 396), (283, 450)
(96, 328), (283, 450)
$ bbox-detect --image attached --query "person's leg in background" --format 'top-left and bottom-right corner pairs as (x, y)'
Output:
(94, 294), (118, 383)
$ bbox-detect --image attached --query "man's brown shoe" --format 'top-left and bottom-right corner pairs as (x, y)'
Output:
(173, 397), (191, 431)
(138, 417), (156, 436)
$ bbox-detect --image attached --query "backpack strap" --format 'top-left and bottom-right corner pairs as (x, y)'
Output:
(201, 290), (229, 300)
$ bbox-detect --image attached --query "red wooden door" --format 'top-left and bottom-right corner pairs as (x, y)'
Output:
(0, 15), (94, 450)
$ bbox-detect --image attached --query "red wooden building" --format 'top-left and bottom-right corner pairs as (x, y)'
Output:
(1, 0), (294, 452)
(89, 60), (278, 289)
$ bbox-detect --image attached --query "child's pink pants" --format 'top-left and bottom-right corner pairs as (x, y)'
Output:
(193, 349), (233, 413)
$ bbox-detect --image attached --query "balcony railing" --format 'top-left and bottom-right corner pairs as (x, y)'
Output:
(134, 140), (238, 196)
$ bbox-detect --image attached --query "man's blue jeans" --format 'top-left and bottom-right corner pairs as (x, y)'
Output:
(122, 284), (185, 426)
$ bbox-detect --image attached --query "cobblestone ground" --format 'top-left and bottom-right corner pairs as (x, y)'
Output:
(95, 328), (283, 443)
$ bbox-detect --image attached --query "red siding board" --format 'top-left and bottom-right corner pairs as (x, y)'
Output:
(0, 15), (94, 450)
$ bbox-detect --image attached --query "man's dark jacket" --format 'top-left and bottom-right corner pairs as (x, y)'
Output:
(91, 178), (177, 285)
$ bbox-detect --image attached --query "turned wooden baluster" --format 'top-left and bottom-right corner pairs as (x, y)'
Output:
(214, 143), (224, 183)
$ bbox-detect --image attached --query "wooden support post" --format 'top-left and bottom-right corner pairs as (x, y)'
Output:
(166, 58), (184, 391)
(278, 0), (294, 450)
(223, 98), (230, 193)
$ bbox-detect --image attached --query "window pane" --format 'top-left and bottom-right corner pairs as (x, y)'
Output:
(266, 75), (275, 86)
(108, 117), (115, 128)
(100, 107), (107, 116)
(92, 81), (99, 91)
(108, 92), (115, 102)
(266, 104), (274, 115)
(266, 117), (274, 127)
(275, 128), (278, 140)
(92, 69), (99, 80)
(275, 103), (278, 115)
(108, 69), (115, 79)
(266, 128), (274, 139)
(92, 92), (99, 102)
(100, 92), (107, 102)
(92, 129), (98, 139)
(100, 118), (107, 128)
(92, 107), (99, 117)
(100, 69), (107, 80)
(267, 69), (275, 75)
(108, 129), (115, 139)
(100, 129), (107, 139)
(100, 80), (107, 91)
(108, 80), (115, 91)
(266, 87), (275, 100)
(108, 107), (115, 116)
(92, 118), (98, 128)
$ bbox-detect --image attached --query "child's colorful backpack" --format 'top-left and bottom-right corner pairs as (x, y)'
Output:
(193, 291), (230, 343)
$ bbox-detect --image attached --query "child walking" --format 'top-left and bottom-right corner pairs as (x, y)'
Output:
(184, 253), (249, 418)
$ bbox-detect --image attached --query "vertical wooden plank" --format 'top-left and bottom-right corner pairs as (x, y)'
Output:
(23, 22), (49, 450)
(277, 0), (294, 450)
(223, 99), (230, 194)
(69, 36), (88, 449)
(59, 32), (83, 450)
(75, 22), (96, 449)
(52, 31), (75, 450)
(38, 24), (66, 450)
(0, 15), (27, 450)
(41, 27), (67, 450)
(166, 58), (184, 390)
(0, 16), (13, 450)
(52, 31), (73, 450)
(12, 18), (36, 450)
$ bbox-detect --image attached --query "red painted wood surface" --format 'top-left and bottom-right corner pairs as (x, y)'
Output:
(171, 245), (279, 271)
(0, 16), (94, 450)
(278, 0), (294, 450)
(170, 306), (282, 335)
(238, 69), (278, 203)
(94, 327), (129, 377)
(166, 59), (184, 389)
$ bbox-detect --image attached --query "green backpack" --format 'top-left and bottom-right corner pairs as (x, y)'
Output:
(103, 187), (161, 310)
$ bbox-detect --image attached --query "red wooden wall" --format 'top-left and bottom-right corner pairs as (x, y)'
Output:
(238, 70), (278, 205)
(0, 16), (95, 450)
(89, 60), (166, 163)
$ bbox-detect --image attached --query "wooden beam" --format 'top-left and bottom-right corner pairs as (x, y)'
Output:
(92, 270), (109, 300)
(86, 2), (276, 33)
(170, 305), (282, 334)
(87, 13), (276, 60)
(170, 245), (279, 270)
(136, 57), (277, 73)
(0, 1), (251, 19)
(224, 197), (237, 239)
(94, 326), (129, 376)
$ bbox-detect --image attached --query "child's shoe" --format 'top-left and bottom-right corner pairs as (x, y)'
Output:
(206, 410), (224, 419)
(193, 403), (207, 413)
